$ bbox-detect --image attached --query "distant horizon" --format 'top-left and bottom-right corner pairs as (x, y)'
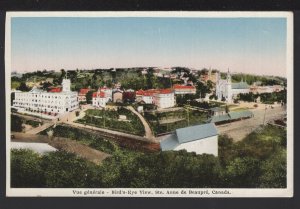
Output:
(11, 17), (287, 77)
(11, 66), (287, 78)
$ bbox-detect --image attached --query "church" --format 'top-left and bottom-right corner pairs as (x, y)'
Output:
(215, 70), (250, 103)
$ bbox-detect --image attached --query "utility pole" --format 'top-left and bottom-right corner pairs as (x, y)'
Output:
(103, 109), (106, 128)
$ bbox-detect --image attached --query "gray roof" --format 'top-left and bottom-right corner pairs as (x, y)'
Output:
(229, 110), (253, 120)
(208, 114), (231, 123)
(231, 81), (249, 89)
(210, 107), (225, 112)
(175, 123), (218, 144)
(160, 134), (180, 151)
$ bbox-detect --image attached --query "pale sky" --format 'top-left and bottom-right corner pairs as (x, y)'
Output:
(11, 17), (287, 77)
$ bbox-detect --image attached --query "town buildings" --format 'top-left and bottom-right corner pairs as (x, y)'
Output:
(216, 70), (250, 103)
(173, 84), (196, 95)
(250, 85), (284, 94)
(78, 88), (90, 102)
(136, 89), (175, 109)
(13, 79), (79, 115)
(92, 91), (106, 108)
(160, 123), (219, 156)
(112, 89), (123, 103)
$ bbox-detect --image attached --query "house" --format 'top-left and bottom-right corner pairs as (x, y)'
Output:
(136, 89), (175, 109)
(136, 89), (157, 104)
(78, 88), (90, 102)
(92, 91), (106, 108)
(112, 89), (123, 103)
(173, 84), (196, 95)
(123, 89), (136, 103)
(160, 123), (218, 156)
(99, 87), (112, 102)
(13, 79), (79, 116)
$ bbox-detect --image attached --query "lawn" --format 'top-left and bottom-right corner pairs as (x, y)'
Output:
(76, 107), (145, 136)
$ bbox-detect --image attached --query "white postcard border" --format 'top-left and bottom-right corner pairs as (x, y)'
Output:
(5, 11), (294, 197)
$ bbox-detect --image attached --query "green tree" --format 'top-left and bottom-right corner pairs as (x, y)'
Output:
(11, 114), (23, 132)
(11, 149), (45, 187)
(41, 151), (93, 188)
(86, 90), (95, 104)
(259, 149), (286, 188)
(17, 82), (30, 92)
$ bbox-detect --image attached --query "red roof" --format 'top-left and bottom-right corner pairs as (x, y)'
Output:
(173, 84), (196, 90)
(48, 87), (62, 92)
(92, 91), (105, 98)
(158, 89), (173, 94)
(136, 89), (173, 96)
(79, 88), (90, 95)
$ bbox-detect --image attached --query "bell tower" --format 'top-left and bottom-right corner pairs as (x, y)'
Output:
(62, 79), (71, 92)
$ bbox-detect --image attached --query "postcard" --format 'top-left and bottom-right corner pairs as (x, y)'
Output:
(5, 11), (293, 197)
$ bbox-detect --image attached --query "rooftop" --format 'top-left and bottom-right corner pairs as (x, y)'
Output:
(231, 81), (249, 89)
(93, 91), (105, 98)
(175, 123), (218, 144)
(173, 84), (196, 90)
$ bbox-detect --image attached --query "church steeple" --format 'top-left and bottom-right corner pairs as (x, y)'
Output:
(226, 68), (231, 84)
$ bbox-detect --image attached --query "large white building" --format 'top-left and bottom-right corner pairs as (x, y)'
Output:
(160, 123), (218, 156)
(216, 70), (250, 103)
(13, 79), (79, 115)
(153, 89), (175, 109)
(136, 89), (175, 109)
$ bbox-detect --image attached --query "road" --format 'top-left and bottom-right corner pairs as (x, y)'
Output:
(217, 106), (286, 141)
(125, 106), (155, 140)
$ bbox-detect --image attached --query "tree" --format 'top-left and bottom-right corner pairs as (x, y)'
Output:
(259, 149), (286, 188)
(11, 114), (23, 132)
(41, 151), (94, 188)
(17, 82), (30, 92)
(86, 90), (95, 104)
(223, 157), (261, 187)
(11, 149), (45, 187)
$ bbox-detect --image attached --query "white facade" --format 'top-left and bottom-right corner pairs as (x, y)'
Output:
(216, 70), (250, 103)
(92, 97), (106, 108)
(174, 135), (218, 156)
(136, 89), (175, 108)
(142, 95), (154, 104)
(92, 91), (107, 108)
(100, 87), (112, 102)
(153, 91), (175, 109)
(13, 79), (79, 115)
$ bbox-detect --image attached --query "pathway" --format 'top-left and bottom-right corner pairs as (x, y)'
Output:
(125, 106), (155, 140)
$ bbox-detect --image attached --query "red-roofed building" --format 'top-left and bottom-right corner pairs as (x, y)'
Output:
(173, 84), (196, 95)
(99, 87), (112, 102)
(78, 88), (91, 102)
(136, 88), (175, 109)
(92, 91), (107, 108)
